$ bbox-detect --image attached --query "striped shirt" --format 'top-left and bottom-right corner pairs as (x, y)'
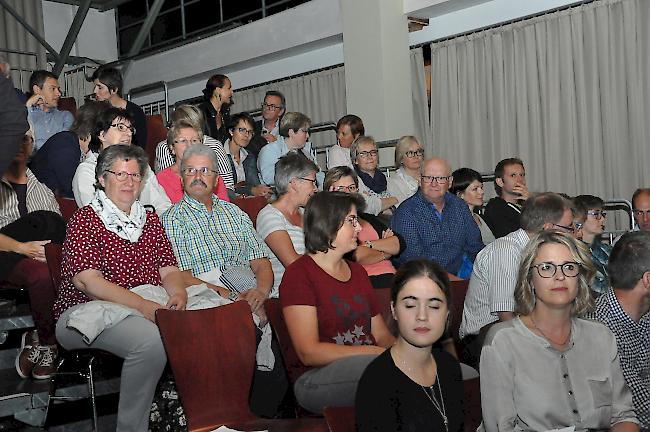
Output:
(161, 193), (269, 275)
(459, 228), (530, 339)
(153, 135), (235, 189)
(0, 169), (60, 228)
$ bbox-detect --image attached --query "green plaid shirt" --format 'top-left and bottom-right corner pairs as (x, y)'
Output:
(162, 193), (269, 275)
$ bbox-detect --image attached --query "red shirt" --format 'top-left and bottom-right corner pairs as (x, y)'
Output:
(156, 167), (229, 204)
(53, 206), (178, 320)
(280, 255), (380, 346)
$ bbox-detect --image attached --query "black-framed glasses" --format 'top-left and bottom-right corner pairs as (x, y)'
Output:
(105, 170), (142, 182)
(633, 209), (650, 218)
(357, 150), (378, 159)
(182, 167), (218, 176)
(334, 184), (358, 193)
(296, 177), (317, 185)
(174, 138), (202, 146)
(552, 223), (576, 233)
(405, 149), (424, 158)
(297, 128), (310, 134)
(236, 127), (254, 136)
(261, 102), (283, 111)
(532, 262), (581, 278)
(421, 175), (451, 184)
(587, 210), (607, 220)
(344, 215), (359, 227)
(110, 123), (136, 134)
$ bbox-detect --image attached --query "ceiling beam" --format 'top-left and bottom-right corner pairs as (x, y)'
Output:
(53, 0), (92, 76)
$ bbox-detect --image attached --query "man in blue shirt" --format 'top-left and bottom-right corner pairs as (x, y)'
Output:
(391, 157), (484, 275)
(25, 70), (74, 151)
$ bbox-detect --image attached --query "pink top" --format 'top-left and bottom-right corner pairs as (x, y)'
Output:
(156, 166), (229, 204)
(357, 220), (396, 276)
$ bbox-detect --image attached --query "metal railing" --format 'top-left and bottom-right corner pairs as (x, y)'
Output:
(0, 48), (39, 92)
(127, 81), (170, 123)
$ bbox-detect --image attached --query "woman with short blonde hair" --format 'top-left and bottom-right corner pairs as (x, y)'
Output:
(387, 135), (424, 206)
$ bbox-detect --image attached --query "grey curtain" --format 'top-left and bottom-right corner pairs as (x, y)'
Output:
(410, 47), (433, 156)
(429, 0), (649, 200)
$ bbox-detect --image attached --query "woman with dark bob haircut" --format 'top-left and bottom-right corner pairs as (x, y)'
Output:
(450, 167), (494, 245)
(356, 259), (465, 432)
(480, 231), (639, 432)
(279, 191), (395, 414)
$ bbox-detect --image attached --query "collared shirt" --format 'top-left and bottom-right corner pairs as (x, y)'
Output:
(480, 317), (638, 432)
(161, 193), (270, 275)
(27, 106), (74, 151)
(386, 167), (419, 207)
(261, 119), (279, 138)
(257, 136), (318, 185)
(0, 169), (60, 228)
(591, 289), (650, 429)
(459, 228), (530, 338)
(223, 140), (249, 184)
(326, 144), (352, 170)
(391, 190), (484, 274)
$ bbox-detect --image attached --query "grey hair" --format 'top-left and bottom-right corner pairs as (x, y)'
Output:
(180, 144), (219, 174)
(395, 135), (421, 165)
(349, 135), (377, 164)
(520, 192), (574, 232)
(274, 151), (319, 196)
(95, 145), (148, 191)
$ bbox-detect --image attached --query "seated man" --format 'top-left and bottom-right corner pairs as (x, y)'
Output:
(459, 192), (574, 367)
(391, 157), (483, 275)
(592, 231), (650, 431)
(25, 70), (74, 152)
(573, 194), (611, 296)
(247, 90), (285, 157)
(0, 127), (65, 380)
(632, 188), (650, 232)
(483, 158), (530, 238)
(162, 144), (284, 417)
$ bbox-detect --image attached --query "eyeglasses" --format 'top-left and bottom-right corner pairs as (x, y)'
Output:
(343, 215), (359, 227)
(421, 175), (452, 184)
(357, 150), (378, 159)
(552, 223), (576, 233)
(405, 149), (424, 158)
(587, 210), (607, 220)
(182, 167), (218, 176)
(297, 128), (310, 135)
(110, 123), (136, 134)
(296, 177), (317, 185)
(532, 262), (581, 278)
(236, 127), (254, 136)
(174, 138), (202, 146)
(334, 184), (358, 193)
(261, 103), (283, 111)
(105, 170), (142, 182)
(633, 209), (650, 218)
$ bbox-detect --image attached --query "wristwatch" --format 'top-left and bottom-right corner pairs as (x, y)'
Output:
(364, 241), (373, 249)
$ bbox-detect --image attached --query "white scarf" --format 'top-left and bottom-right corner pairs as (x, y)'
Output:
(90, 190), (146, 243)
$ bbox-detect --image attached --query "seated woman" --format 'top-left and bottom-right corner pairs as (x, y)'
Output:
(355, 259), (464, 432)
(350, 136), (398, 216)
(72, 107), (172, 215)
(256, 152), (318, 297)
(92, 66), (147, 149)
(387, 135), (424, 206)
(450, 168), (495, 245)
(327, 114), (364, 169)
(54, 145), (187, 432)
(324, 166), (405, 289)
(154, 104), (235, 190)
(573, 194), (611, 297)
(480, 231), (639, 432)
(280, 191), (395, 413)
(224, 112), (272, 200)
(156, 119), (228, 203)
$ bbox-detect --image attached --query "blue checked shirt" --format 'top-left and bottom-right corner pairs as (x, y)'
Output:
(391, 190), (484, 274)
(28, 106), (74, 151)
(161, 193), (270, 275)
(591, 289), (650, 430)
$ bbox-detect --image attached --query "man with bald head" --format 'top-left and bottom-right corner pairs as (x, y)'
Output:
(391, 157), (484, 275)
(632, 188), (650, 232)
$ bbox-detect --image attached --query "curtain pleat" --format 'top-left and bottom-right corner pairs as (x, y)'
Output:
(409, 47), (432, 155)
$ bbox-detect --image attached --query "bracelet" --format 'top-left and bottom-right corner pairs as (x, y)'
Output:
(227, 290), (239, 301)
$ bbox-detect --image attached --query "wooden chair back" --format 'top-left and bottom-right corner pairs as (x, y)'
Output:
(463, 376), (482, 432)
(449, 279), (470, 354)
(234, 195), (268, 228)
(58, 97), (77, 117)
(145, 114), (167, 169)
(323, 406), (356, 432)
(55, 196), (79, 223)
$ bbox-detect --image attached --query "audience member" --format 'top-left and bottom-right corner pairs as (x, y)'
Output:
(54, 145), (186, 432)
(351, 136), (398, 216)
(257, 153), (318, 297)
(0, 55), (26, 103)
(387, 135), (423, 206)
(450, 167), (495, 245)
(483, 158), (530, 238)
(391, 157), (483, 276)
(30, 100), (105, 198)
(327, 114), (364, 169)
(1, 127), (64, 380)
(25, 70), (73, 151)
(224, 112), (272, 200)
(324, 166), (405, 289)
(356, 259), (463, 432)
(155, 119), (228, 203)
(198, 74), (232, 144)
(632, 188), (650, 232)
(280, 191), (395, 413)
(92, 66), (147, 149)
(592, 231), (650, 430)
(154, 104), (234, 189)
(480, 231), (638, 432)
(247, 90), (285, 157)
(72, 107), (172, 215)
(459, 192), (574, 366)
(0, 75), (29, 174)
(257, 111), (318, 185)
(573, 194), (611, 296)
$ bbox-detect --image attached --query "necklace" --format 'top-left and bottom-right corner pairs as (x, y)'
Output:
(529, 315), (571, 347)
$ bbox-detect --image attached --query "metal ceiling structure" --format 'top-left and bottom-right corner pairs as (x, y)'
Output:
(39, 0), (132, 12)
